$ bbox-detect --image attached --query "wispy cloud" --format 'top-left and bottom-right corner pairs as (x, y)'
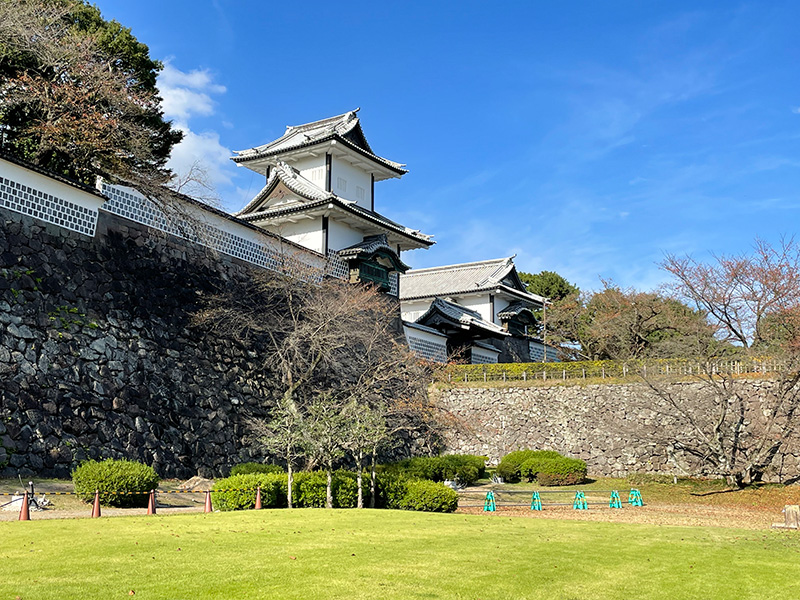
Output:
(157, 62), (237, 206)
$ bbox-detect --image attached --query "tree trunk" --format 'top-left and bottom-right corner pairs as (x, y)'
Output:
(369, 445), (378, 509)
(326, 462), (333, 509)
(287, 452), (293, 509)
(356, 450), (363, 509)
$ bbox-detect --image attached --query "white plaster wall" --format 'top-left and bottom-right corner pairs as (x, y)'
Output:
(331, 158), (372, 208)
(400, 299), (433, 323)
(291, 155), (327, 190)
(100, 183), (329, 272)
(327, 218), (364, 251)
(494, 297), (511, 324)
(471, 345), (499, 364)
(262, 217), (324, 254)
(2, 159), (106, 213)
(455, 295), (492, 324)
(403, 324), (448, 363)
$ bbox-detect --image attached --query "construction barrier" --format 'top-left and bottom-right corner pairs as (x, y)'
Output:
(474, 488), (644, 512)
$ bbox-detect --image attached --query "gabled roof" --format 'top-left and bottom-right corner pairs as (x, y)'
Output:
(231, 109), (407, 176)
(399, 257), (545, 305)
(416, 298), (508, 338)
(497, 300), (535, 320)
(235, 161), (332, 216)
(337, 234), (411, 272)
(235, 163), (433, 249)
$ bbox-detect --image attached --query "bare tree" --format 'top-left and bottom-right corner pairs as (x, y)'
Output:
(546, 280), (716, 360)
(304, 394), (349, 508)
(246, 397), (305, 508)
(167, 160), (221, 208)
(341, 401), (388, 509)
(194, 267), (436, 505)
(637, 238), (800, 486)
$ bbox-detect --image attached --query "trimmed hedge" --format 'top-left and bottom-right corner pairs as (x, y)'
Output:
(72, 459), (160, 508)
(520, 455), (587, 486)
(212, 471), (364, 511)
(212, 470), (458, 513)
(399, 480), (459, 513)
(211, 473), (284, 511)
(375, 473), (458, 513)
(382, 454), (486, 485)
(496, 450), (561, 483)
(229, 462), (284, 476)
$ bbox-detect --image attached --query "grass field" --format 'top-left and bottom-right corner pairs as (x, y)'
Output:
(2, 508), (799, 599)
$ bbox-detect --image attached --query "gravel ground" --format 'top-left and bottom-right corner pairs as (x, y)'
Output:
(456, 502), (783, 530)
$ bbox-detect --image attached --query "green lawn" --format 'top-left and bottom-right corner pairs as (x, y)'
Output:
(1, 510), (799, 599)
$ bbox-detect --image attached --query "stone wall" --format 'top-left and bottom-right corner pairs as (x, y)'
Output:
(1, 206), (277, 479)
(436, 381), (800, 482)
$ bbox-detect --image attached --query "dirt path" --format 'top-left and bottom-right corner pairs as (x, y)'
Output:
(457, 502), (782, 530)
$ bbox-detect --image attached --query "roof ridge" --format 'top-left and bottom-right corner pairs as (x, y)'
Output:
(404, 257), (514, 275)
(286, 108), (359, 133)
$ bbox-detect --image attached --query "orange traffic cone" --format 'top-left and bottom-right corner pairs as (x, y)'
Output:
(204, 490), (213, 513)
(147, 490), (156, 515)
(254, 487), (262, 510)
(91, 490), (101, 518)
(18, 491), (30, 521)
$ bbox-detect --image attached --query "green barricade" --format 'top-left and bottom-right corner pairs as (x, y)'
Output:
(628, 489), (643, 507)
(531, 491), (542, 511)
(609, 490), (622, 509)
(573, 491), (588, 510)
(484, 490), (497, 512)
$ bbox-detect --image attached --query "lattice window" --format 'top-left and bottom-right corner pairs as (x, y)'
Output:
(406, 335), (448, 363)
(388, 272), (399, 297)
(325, 249), (350, 280)
(0, 176), (98, 236)
(102, 183), (345, 282)
(337, 177), (347, 192)
(356, 186), (365, 201)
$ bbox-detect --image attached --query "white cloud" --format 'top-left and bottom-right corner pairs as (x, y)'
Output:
(158, 62), (227, 125)
(792, 107), (800, 115)
(167, 126), (233, 188)
(157, 62), (239, 207)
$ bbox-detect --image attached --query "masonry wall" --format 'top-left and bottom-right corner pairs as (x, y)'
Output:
(0, 206), (277, 479)
(437, 381), (800, 482)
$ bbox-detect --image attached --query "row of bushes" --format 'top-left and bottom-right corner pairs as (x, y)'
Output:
(211, 471), (459, 513)
(497, 450), (587, 485)
(381, 454), (486, 486)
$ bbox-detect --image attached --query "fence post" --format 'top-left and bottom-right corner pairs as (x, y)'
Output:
(502, 371), (506, 382)
(582, 368), (585, 379)
(543, 370), (547, 381)
(562, 369), (566, 380)
(602, 367), (605, 379)
(523, 371), (527, 381)
(484, 372), (487, 382)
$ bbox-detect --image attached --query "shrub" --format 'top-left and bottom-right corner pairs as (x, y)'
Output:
(285, 471), (364, 508)
(230, 462), (284, 476)
(496, 450), (561, 482)
(399, 480), (459, 513)
(525, 456), (587, 486)
(72, 459), (160, 508)
(382, 455), (486, 485)
(375, 472), (411, 509)
(211, 473), (283, 511)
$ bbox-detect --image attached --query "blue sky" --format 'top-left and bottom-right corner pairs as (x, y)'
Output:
(96, 1), (800, 292)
